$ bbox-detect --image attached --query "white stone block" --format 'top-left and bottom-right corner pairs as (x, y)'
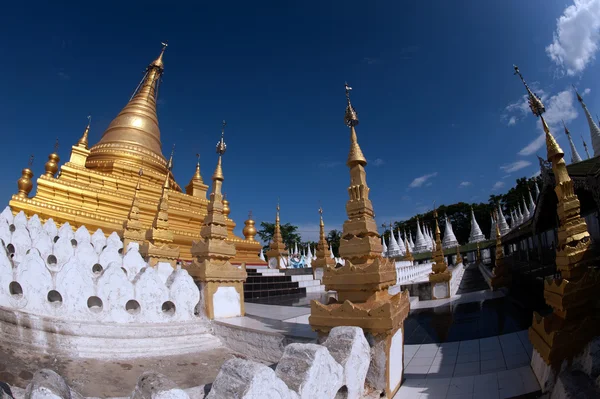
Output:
(134, 267), (170, 321)
(99, 246), (122, 270)
(213, 286), (241, 319)
(275, 343), (343, 399)
(207, 358), (299, 399)
(156, 262), (175, 284)
(131, 371), (189, 399)
(11, 228), (32, 264)
(432, 282), (449, 299)
(74, 242), (98, 274)
(97, 262), (134, 322)
(33, 234), (54, 268)
(17, 250), (53, 314)
(388, 328), (403, 394)
(25, 369), (71, 399)
(55, 258), (96, 319)
(323, 326), (370, 399)
(123, 246), (146, 281)
(53, 236), (74, 270)
(27, 214), (43, 241)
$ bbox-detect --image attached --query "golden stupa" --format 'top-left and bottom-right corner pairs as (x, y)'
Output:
(9, 43), (264, 265)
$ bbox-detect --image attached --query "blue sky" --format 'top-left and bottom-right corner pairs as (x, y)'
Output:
(1, 0), (599, 241)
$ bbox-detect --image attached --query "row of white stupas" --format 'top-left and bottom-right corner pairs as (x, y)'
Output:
(382, 181), (542, 256)
(258, 242), (346, 267)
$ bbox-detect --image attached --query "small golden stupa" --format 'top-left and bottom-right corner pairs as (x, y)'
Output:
(429, 208), (452, 299)
(311, 207), (335, 278)
(309, 83), (409, 397)
(9, 43), (263, 265)
(265, 203), (289, 269)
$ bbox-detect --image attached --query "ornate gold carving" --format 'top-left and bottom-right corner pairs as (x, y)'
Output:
(429, 208), (451, 283)
(265, 202), (288, 269)
(312, 207), (335, 278)
(122, 170), (146, 251)
(242, 211), (257, 241)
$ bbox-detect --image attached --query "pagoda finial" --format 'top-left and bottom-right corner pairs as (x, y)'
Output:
(344, 82), (367, 167)
(194, 153), (202, 180)
(166, 144), (175, 171)
(151, 41), (168, 69)
(213, 123), (226, 182)
(513, 65), (546, 117)
(77, 115), (91, 148)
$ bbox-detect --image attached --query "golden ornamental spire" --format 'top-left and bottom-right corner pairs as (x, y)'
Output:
(266, 201), (288, 268)
(16, 155), (35, 198)
(122, 169), (145, 250)
(313, 206), (335, 277)
(242, 210), (257, 241)
(166, 144), (175, 171)
(194, 153), (203, 181)
(430, 207), (449, 276)
(344, 82), (367, 167)
(44, 138), (61, 177)
(87, 43), (170, 175)
(77, 115), (91, 148)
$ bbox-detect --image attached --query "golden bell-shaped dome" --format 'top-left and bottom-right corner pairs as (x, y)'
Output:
(44, 153), (60, 177)
(86, 44), (169, 175)
(243, 212), (257, 241)
(17, 168), (34, 198)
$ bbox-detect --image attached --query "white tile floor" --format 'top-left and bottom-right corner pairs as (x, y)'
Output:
(395, 330), (540, 398)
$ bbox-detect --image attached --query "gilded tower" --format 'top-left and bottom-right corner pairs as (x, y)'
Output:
(312, 207), (335, 279)
(514, 67), (600, 386)
(309, 83), (410, 397)
(265, 203), (289, 269)
(429, 208), (452, 299)
(189, 125), (247, 319)
(8, 44), (264, 266)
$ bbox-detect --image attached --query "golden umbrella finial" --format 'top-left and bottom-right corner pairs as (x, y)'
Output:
(28, 154), (34, 167)
(166, 144), (175, 171)
(216, 120), (227, 155)
(513, 65), (545, 117)
(344, 82), (359, 127)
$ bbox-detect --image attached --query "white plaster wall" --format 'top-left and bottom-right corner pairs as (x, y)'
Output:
(388, 328), (403, 394)
(0, 208), (202, 325)
(212, 286), (241, 319)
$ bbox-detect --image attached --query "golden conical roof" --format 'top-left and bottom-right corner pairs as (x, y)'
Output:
(87, 43), (169, 175)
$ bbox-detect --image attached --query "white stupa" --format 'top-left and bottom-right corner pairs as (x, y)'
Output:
(387, 229), (401, 258)
(535, 181), (541, 200)
(521, 197), (530, 220)
(563, 122), (583, 164)
(329, 244), (335, 259)
(528, 188), (536, 215)
(576, 88), (600, 156)
(413, 219), (429, 253)
(468, 207), (486, 243)
(406, 229), (415, 251)
(382, 236), (388, 257)
(259, 248), (266, 261)
(490, 215), (497, 240)
(442, 214), (459, 248)
(397, 229), (406, 255)
(497, 205), (510, 236)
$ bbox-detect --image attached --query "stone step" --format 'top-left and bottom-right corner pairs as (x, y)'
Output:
(297, 280), (320, 288)
(283, 268), (314, 276)
(305, 284), (326, 293)
(291, 275), (315, 282)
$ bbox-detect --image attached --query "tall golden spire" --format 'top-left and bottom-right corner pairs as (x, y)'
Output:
(515, 66), (600, 369)
(429, 207), (450, 277)
(344, 82), (367, 167)
(213, 121), (227, 182)
(185, 152), (208, 197)
(266, 200), (288, 268)
(76, 115), (91, 149)
(44, 138), (61, 177)
(87, 43), (169, 175)
(313, 207), (335, 274)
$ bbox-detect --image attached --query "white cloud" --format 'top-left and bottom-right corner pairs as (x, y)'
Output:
(517, 88), (578, 156)
(500, 160), (532, 173)
(409, 172), (438, 188)
(546, 0), (600, 76)
(492, 181), (505, 191)
(459, 181), (472, 188)
(584, 87), (592, 95)
(508, 116), (517, 126)
(373, 158), (385, 166)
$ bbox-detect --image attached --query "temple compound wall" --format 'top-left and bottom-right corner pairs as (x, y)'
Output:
(0, 207), (222, 359)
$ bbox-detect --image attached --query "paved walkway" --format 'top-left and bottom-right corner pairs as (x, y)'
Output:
(395, 330), (540, 398)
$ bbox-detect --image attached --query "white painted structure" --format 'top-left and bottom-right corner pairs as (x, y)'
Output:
(468, 208), (486, 243)
(442, 215), (458, 248)
(0, 208), (223, 358)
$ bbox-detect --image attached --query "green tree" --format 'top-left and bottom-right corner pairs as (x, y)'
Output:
(258, 222), (302, 250)
(327, 229), (342, 257)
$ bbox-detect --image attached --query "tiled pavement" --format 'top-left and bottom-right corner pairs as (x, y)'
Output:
(395, 330), (540, 398)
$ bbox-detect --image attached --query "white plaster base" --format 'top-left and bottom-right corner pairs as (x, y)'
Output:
(0, 306), (221, 359)
(388, 328), (403, 394)
(432, 282), (449, 299)
(213, 286), (241, 319)
(531, 349), (556, 393)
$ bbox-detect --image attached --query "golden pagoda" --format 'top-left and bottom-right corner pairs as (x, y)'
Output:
(189, 127), (247, 319)
(312, 207), (335, 279)
(429, 208), (452, 299)
(9, 43), (264, 266)
(265, 203), (289, 269)
(309, 83), (410, 397)
(514, 66), (600, 373)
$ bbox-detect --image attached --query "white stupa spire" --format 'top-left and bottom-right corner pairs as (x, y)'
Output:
(294, 242), (299, 255)
(329, 243), (335, 259)
(442, 214), (459, 248)
(381, 236), (388, 257)
(490, 215), (497, 240)
(397, 229), (406, 254)
(575, 88), (600, 156)
(497, 204), (510, 235)
(522, 197), (530, 220)
(563, 121), (583, 163)
(528, 187), (536, 215)
(516, 203), (524, 225)
(307, 244), (313, 259)
(534, 180), (541, 200)
(468, 207), (486, 243)
(387, 226), (401, 257)
(259, 248), (266, 261)
(582, 135), (591, 159)
(508, 210), (513, 229)
(413, 219), (428, 253)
